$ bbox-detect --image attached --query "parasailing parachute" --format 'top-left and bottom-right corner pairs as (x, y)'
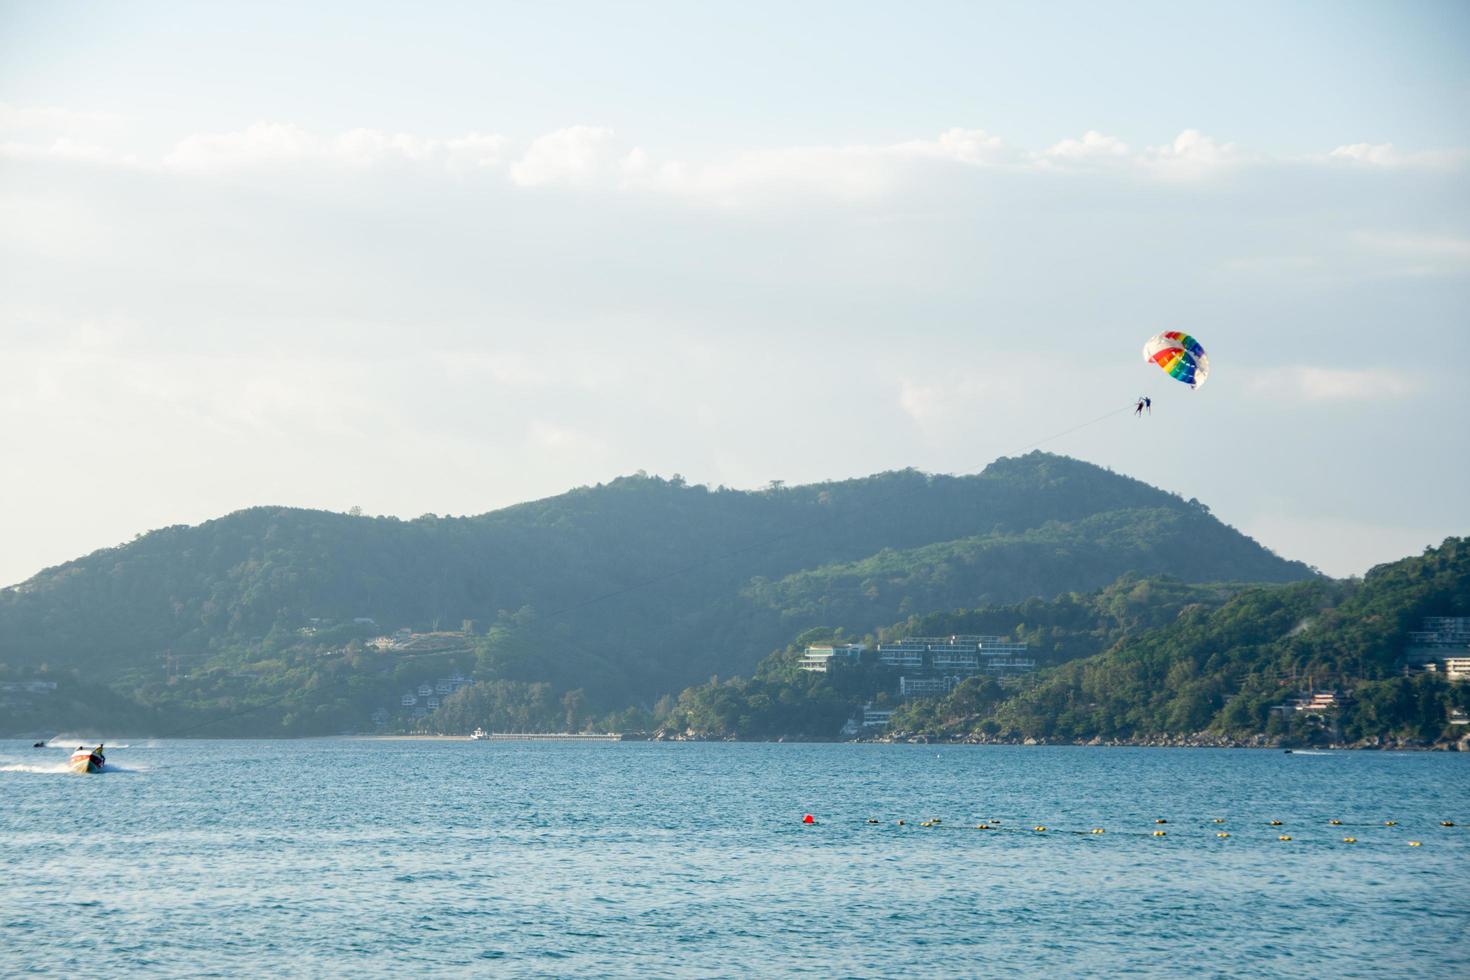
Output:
(1143, 331), (1209, 389)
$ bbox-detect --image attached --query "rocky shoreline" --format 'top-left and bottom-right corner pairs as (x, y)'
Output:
(652, 729), (1470, 751)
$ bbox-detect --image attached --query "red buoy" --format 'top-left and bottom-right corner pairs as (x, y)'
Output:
(802, 814), (815, 824)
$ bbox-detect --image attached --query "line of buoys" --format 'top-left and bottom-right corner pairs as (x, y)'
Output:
(844, 815), (1453, 845)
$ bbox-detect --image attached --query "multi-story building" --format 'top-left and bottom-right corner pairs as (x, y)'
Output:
(899, 675), (955, 697)
(931, 651), (980, 671)
(1405, 616), (1470, 678)
(1425, 657), (1470, 681)
(877, 635), (1032, 677)
(861, 704), (894, 728)
(1272, 690), (1346, 716)
(876, 641), (926, 669)
(798, 644), (867, 672)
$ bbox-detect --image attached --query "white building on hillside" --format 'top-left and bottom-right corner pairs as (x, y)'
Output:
(798, 644), (866, 672)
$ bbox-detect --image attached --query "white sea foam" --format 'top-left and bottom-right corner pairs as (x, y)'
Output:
(0, 760), (145, 774)
(0, 761), (73, 774)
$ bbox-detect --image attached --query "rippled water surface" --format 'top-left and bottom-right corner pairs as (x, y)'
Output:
(2, 739), (1466, 977)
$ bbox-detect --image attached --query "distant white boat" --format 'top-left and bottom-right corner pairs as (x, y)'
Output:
(469, 728), (489, 740)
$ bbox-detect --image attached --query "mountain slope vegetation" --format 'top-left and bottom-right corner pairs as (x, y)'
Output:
(682, 537), (1467, 746)
(0, 453), (1314, 734)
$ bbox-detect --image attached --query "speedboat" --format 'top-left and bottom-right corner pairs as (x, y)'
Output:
(69, 745), (105, 774)
(469, 728), (489, 740)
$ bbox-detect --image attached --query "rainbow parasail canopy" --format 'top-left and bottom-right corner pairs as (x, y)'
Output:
(1143, 331), (1209, 389)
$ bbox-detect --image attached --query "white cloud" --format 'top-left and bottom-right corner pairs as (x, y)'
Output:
(7, 105), (1466, 204)
(164, 121), (317, 170)
(161, 121), (506, 173)
(508, 125), (627, 187)
(1328, 142), (1469, 170)
(1142, 129), (1242, 178)
(1040, 130), (1130, 164)
(889, 127), (1012, 165)
(1247, 366), (1418, 402)
(897, 378), (943, 423)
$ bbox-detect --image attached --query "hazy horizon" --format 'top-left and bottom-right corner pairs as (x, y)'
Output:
(3, 0), (1467, 585)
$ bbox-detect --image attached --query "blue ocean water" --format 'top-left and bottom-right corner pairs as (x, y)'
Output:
(2, 739), (1466, 977)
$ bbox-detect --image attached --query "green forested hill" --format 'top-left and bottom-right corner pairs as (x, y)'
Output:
(664, 539), (1470, 744)
(967, 536), (1470, 743)
(744, 506), (1292, 632)
(0, 453), (1314, 734)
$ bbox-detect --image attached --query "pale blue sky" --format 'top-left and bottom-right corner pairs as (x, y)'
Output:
(1, 0), (1467, 584)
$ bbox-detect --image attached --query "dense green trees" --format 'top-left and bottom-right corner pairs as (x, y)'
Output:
(0, 453), (1314, 734)
(890, 538), (1470, 744)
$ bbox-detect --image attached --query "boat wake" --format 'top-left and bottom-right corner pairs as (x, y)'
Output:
(0, 761), (74, 774)
(0, 761), (144, 774)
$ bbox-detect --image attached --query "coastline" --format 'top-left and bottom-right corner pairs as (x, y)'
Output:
(12, 732), (1467, 750)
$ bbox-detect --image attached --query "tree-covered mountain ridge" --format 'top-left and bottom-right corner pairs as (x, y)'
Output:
(0, 453), (1314, 735)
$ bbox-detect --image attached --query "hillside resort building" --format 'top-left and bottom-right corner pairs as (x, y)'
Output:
(802, 634), (1034, 701)
(1406, 616), (1470, 681)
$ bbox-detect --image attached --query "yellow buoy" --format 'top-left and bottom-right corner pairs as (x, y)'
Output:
(1091, 828), (1105, 835)
(1152, 830), (1167, 837)
(1384, 820), (1397, 827)
(1278, 835), (1292, 841)
(1212, 818), (1225, 824)
(1342, 837), (1357, 843)
(1217, 832), (1230, 838)
(1408, 841), (1422, 847)
(976, 824), (990, 830)
(1441, 821), (1455, 827)
(1329, 819), (1342, 826)
(1034, 826), (1047, 832)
